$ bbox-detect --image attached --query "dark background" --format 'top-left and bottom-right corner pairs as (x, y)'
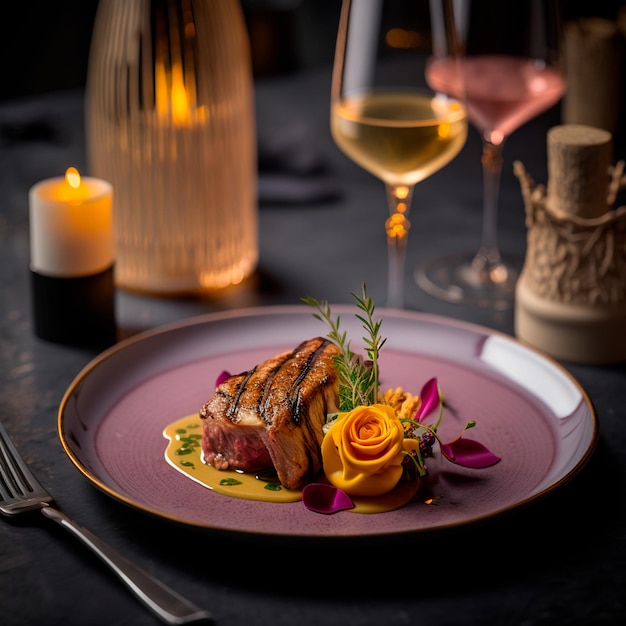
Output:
(0, 0), (622, 102)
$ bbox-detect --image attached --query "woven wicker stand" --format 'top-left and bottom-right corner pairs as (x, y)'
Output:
(514, 125), (626, 364)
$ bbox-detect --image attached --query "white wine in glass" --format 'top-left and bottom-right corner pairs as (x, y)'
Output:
(415, 0), (566, 309)
(331, 0), (468, 308)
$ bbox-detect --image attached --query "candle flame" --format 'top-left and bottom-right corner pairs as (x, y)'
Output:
(171, 68), (190, 125)
(65, 167), (81, 189)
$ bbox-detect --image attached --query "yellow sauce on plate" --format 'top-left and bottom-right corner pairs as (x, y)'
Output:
(163, 415), (421, 513)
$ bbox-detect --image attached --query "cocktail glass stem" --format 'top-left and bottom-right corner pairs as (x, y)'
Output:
(385, 183), (414, 309)
(472, 139), (509, 284)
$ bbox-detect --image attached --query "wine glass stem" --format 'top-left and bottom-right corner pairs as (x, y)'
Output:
(476, 139), (505, 273)
(385, 184), (414, 309)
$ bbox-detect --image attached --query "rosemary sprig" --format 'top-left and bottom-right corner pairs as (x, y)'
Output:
(352, 287), (386, 405)
(303, 284), (386, 411)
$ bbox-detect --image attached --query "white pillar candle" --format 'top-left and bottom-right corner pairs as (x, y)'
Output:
(29, 168), (113, 277)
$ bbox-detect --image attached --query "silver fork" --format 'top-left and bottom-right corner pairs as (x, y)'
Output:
(0, 421), (213, 625)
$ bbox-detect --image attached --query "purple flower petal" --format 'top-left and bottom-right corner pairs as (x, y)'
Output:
(415, 377), (440, 421)
(440, 437), (501, 468)
(302, 483), (354, 514)
(215, 370), (231, 386)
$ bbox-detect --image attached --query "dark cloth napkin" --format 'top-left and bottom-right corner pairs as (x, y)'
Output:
(257, 123), (340, 206)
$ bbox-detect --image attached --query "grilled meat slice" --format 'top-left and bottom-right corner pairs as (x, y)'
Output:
(200, 337), (340, 490)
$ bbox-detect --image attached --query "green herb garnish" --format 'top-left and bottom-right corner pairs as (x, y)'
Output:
(303, 284), (386, 412)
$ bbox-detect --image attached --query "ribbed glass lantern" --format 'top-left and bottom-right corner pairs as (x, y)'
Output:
(85, 0), (258, 295)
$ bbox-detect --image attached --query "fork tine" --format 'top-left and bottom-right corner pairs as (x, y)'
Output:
(0, 431), (32, 498)
(0, 422), (51, 506)
(0, 450), (13, 501)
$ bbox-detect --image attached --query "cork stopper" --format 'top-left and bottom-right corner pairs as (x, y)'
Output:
(546, 124), (612, 219)
(562, 17), (624, 134)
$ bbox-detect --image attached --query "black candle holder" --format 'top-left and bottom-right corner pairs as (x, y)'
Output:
(30, 265), (117, 349)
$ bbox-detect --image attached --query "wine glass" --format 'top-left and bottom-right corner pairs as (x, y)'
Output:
(414, 0), (565, 309)
(331, 0), (468, 308)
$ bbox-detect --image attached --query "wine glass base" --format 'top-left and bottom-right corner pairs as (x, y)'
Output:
(415, 252), (523, 310)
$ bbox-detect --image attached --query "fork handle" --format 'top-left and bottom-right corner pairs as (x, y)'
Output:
(41, 506), (213, 625)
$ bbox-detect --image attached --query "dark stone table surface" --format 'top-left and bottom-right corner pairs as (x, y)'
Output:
(1, 64), (625, 626)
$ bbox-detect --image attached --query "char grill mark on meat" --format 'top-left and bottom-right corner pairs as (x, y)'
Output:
(224, 368), (256, 418)
(257, 357), (291, 424)
(287, 340), (331, 424)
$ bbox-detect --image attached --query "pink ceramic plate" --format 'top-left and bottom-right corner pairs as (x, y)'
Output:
(58, 306), (597, 540)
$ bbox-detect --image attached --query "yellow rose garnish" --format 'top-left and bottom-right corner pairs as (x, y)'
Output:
(321, 404), (416, 497)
